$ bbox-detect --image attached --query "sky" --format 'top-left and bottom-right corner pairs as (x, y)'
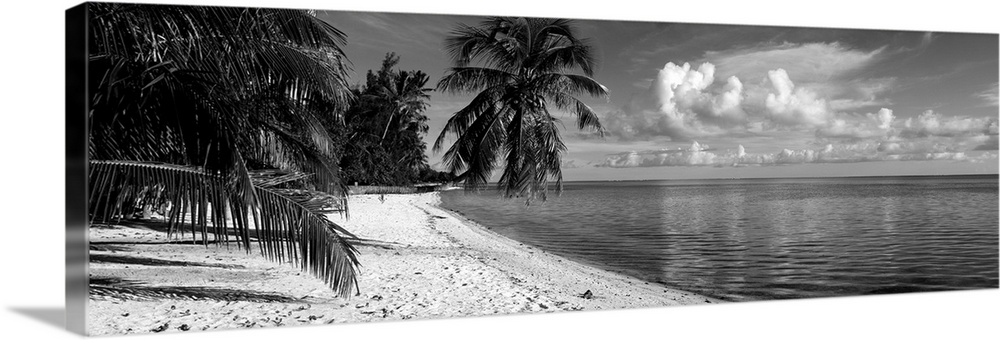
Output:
(318, 11), (999, 181)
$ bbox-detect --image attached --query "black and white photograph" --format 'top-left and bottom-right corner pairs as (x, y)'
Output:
(78, 0), (1000, 335)
(3, 0), (999, 339)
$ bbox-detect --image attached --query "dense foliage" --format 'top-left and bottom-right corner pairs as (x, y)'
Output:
(338, 53), (454, 186)
(87, 3), (360, 297)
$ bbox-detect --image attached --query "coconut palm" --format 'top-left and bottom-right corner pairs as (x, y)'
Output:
(378, 70), (432, 172)
(87, 3), (360, 297)
(434, 17), (608, 203)
(372, 70), (431, 143)
(340, 54), (433, 185)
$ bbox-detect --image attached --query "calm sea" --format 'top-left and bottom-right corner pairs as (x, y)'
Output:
(439, 175), (999, 301)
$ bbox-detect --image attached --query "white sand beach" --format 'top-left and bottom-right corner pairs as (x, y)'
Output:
(87, 192), (718, 335)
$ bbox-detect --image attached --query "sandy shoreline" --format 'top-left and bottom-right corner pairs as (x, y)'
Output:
(87, 192), (717, 335)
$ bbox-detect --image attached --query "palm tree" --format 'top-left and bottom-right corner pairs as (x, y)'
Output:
(87, 3), (360, 297)
(379, 70), (433, 175)
(434, 17), (608, 203)
(375, 70), (432, 143)
(340, 53), (433, 185)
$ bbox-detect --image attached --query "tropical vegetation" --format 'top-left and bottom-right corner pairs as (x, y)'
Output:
(87, 3), (360, 297)
(435, 17), (609, 204)
(337, 53), (453, 186)
(85, 4), (605, 299)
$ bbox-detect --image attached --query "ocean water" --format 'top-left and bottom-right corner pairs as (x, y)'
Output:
(439, 175), (999, 301)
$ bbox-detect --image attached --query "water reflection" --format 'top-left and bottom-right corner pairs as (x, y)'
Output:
(440, 176), (999, 301)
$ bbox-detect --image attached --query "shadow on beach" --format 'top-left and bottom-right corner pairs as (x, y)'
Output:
(90, 254), (247, 269)
(90, 277), (299, 303)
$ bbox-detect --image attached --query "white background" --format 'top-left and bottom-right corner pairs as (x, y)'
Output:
(0, 0), (997, 339)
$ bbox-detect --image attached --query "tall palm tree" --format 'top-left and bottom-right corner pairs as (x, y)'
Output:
(87, 3), (360, 297)
(375, 70), (432, 143)
(340, 54), (433, 185)
(379, 70), (433, 175)
(435, 17), (609, 204)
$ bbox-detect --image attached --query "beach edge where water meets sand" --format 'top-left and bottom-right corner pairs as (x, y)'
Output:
(87, 192), (718, 335)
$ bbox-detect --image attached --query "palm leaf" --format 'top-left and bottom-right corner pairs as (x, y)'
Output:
(433, 85), (504, 152)
(89, 160), (360, 297)
(87, 4), (360, 296)
(436, 17), (607, 203)
(437, 67), (516, 94)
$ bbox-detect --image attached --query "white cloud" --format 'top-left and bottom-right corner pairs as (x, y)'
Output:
(875, 108), (895, 129)
(763, 69), (831, 127)
(604, 62), (746, 141)
(561, 159), (583, 169)
(973, 135), (999, 151)
(901, 110), (997, 137)
(704, 42), (885, 83)
(601, 151), (643, 168)
(597, 141), (994, 168)
(815, 108), (895, 139)
(705, 42), (892, 116)
(601, 51), (995, 171)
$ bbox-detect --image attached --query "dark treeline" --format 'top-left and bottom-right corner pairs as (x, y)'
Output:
(334, 53), (456, 186)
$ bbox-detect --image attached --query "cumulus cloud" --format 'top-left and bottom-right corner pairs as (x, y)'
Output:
(900, 110), (997, 138)
(700, 42), (895, 125)
(973, 135), (999, 151)
(875, 108), (895, 129)
(599, 141), (722, 167)
(763, 69), (831, 127)
(604, 62), (746, 141)
(603, 62), (902, 144)
(598, 49), (995, 171)
(815, 108), (895, 139)
(597, 141), (992, 168)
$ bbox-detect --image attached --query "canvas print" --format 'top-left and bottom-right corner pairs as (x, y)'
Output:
(72, 1), (999, 336)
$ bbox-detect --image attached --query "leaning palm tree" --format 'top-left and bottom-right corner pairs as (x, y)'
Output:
(87, 3), (360, 297)
(435, 17), (608, 203)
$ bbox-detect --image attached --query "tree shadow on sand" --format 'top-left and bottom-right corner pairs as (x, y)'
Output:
(92, 219), (298, 245)
(90, 277), (298, 303)
(90, 254), (247, 269)
(89, 219), (348, 304)
(95, 221), (403, 251)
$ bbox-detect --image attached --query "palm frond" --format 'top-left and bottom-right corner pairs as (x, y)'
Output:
(89, 3), (351, 196)
(533, 73), (610, 98)
(436, 17), (607, 203)
(88, 160), (360, 297)
(441, 104), (510, 188)
(444, 21), (523, 73)
(549, 92), (605, 135)
(436, 67), (516, 94)
(87, 4), (360, 296)
(90, 3), (352, 102)
(497, 106), (532, 198)
(433, 86), (503, 152)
